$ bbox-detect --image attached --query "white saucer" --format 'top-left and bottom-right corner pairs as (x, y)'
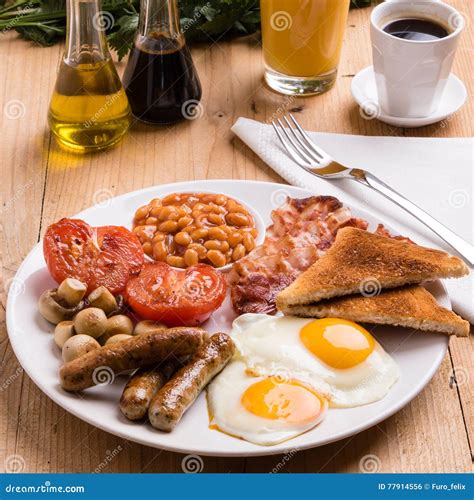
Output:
(351, 66), (467, 128)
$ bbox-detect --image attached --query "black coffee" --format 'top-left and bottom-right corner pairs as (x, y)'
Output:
(383, 18), (449, 41)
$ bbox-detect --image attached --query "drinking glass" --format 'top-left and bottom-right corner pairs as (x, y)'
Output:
(260, 0), (351, 95)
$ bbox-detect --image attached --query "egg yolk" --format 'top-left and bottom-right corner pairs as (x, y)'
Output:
(300, 318), (375, 369)
(241, 378), (326, 423)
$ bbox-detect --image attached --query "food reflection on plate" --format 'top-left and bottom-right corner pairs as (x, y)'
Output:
(33, 190), (469, 446)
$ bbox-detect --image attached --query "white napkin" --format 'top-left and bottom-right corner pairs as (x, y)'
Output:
(232, 117), (474, 325)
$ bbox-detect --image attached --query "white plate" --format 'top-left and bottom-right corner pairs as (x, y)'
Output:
(6, 180), (449, 457)
(351, 66), (467, 128)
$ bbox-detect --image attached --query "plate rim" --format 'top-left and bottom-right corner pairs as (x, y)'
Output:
(6, 179), (450, 457)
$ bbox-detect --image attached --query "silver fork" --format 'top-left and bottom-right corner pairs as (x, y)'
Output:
(272, 113), (474, 266)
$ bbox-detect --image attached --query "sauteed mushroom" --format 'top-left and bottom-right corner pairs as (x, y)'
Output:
(74, 307), (107, 338)
(100, 315), (134, 344)
(87, 286), (118, 315)
(54, 321), (75, 349)
(133, 320), (167, 336)
(62, 335), (100, 363)
(56, 278), (87, 307)
(38, 289), (84, 324)
(105, 334), (133, 345)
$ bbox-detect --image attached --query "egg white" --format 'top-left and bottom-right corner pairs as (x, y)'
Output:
(207, 360), (328, 446)
(230, 314), (400, 408)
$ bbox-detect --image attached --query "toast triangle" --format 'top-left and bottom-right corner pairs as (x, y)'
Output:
(276, 227), (469, 309)
(282, 285), (470, 337)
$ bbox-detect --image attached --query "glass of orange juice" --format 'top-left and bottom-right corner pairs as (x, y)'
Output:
(260, 0), (351, 95)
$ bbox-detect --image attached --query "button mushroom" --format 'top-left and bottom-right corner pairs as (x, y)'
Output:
(105, 334), (133, 345)
(56, 278), (87, 307)
(62, 335), (100, 363)
(54, 321), (75, 349)
(74, 307), (107, 339)
(133, 320), (167, 336)
(99, 315), (134, 344)
(38, 289), (85, 325)
(87, 286), (118, 315)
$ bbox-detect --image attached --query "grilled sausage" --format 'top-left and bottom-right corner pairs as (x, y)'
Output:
(59, 327), (204, 392)
(148, 332), (235, 432)
(119, 361), (179, 421)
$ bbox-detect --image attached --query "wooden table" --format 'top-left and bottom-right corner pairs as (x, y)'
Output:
(1, 0), (472, 474)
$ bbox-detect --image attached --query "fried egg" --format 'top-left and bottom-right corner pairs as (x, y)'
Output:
(230, 314), (399, 408)
(207, 360), (328, 446)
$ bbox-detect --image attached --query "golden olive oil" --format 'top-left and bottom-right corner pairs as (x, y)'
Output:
(48, 58), (131, 153)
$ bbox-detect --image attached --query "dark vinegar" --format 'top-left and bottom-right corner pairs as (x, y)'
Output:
(123, 34), (202, 124)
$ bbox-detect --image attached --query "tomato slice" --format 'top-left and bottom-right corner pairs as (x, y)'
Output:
(125, 262), (227, 327)
(43, 218), (144, 295)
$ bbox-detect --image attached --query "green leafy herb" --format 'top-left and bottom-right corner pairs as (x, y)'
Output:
(0, 0), (373, 59)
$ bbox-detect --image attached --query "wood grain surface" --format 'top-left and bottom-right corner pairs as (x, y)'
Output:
(1, 1), (472, 473)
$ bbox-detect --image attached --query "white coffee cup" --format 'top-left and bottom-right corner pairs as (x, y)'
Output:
(370, 0), (464, 118)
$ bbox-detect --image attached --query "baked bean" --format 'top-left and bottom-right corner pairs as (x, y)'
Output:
(210, 204), (226, 214)
(150, 206), (162, 217)
(135, 206), (149, 220)
(153, 232), (165, 242)
(243, 233), (255, 252)
(174, 231), (192, 246)
(220, 241), (230, 252)
(214, 194), (227, 206)
(226, 212), (249, 227)
(184, 248), (199, 266)
(162, 194), (180, 205)
(153, 241), (168, 261)
(207, 250), (226, 267)
(188, 243), (207, 259)
(178, 216), (193, 229)
(167, 255), (185, 268)
(143, 242), (152, 255)
(145, 216), (158, 226)
(160, 206), (180, 221)
(181, 225), (195, 233)
(204, 240), (221, 250)
(208, 213), (225, 225)
(226, 200), (246, 214)
(228, 232), (243, 247)
(232, 244), (246, 261)
(208, 227), (227, 241)
(191, 228), (208, 240)
(133, 192), (257, 268)
(159, 220), (179, 233)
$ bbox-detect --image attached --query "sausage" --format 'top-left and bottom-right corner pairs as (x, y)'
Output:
(119, 360), (179, 421)
(148, 332), (235, 432)
(59, 327), (204, 392)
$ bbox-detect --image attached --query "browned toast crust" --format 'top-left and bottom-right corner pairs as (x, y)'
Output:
(281, 285), (470, 337)
(276, 227), (469, 308)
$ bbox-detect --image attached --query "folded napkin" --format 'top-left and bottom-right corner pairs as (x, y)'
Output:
(232, 117), (473, 325)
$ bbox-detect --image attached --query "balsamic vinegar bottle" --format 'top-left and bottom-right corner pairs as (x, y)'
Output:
(123, 0), (202, 124)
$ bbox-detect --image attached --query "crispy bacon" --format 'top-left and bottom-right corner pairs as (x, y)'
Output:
(230, 196), (369, 315)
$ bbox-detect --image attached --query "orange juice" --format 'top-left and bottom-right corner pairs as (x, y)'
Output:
(260, 0), (350, 94)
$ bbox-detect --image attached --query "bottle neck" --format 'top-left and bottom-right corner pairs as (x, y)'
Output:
(64, 0), (111, 63)
(137, 0), (183, 43)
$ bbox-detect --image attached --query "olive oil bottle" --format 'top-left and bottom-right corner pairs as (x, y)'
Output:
(48, 0), (131, 152)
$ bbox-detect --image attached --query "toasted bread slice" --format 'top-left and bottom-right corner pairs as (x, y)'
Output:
(276, 227), (469, 309)
(282, 285), (470, 337)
